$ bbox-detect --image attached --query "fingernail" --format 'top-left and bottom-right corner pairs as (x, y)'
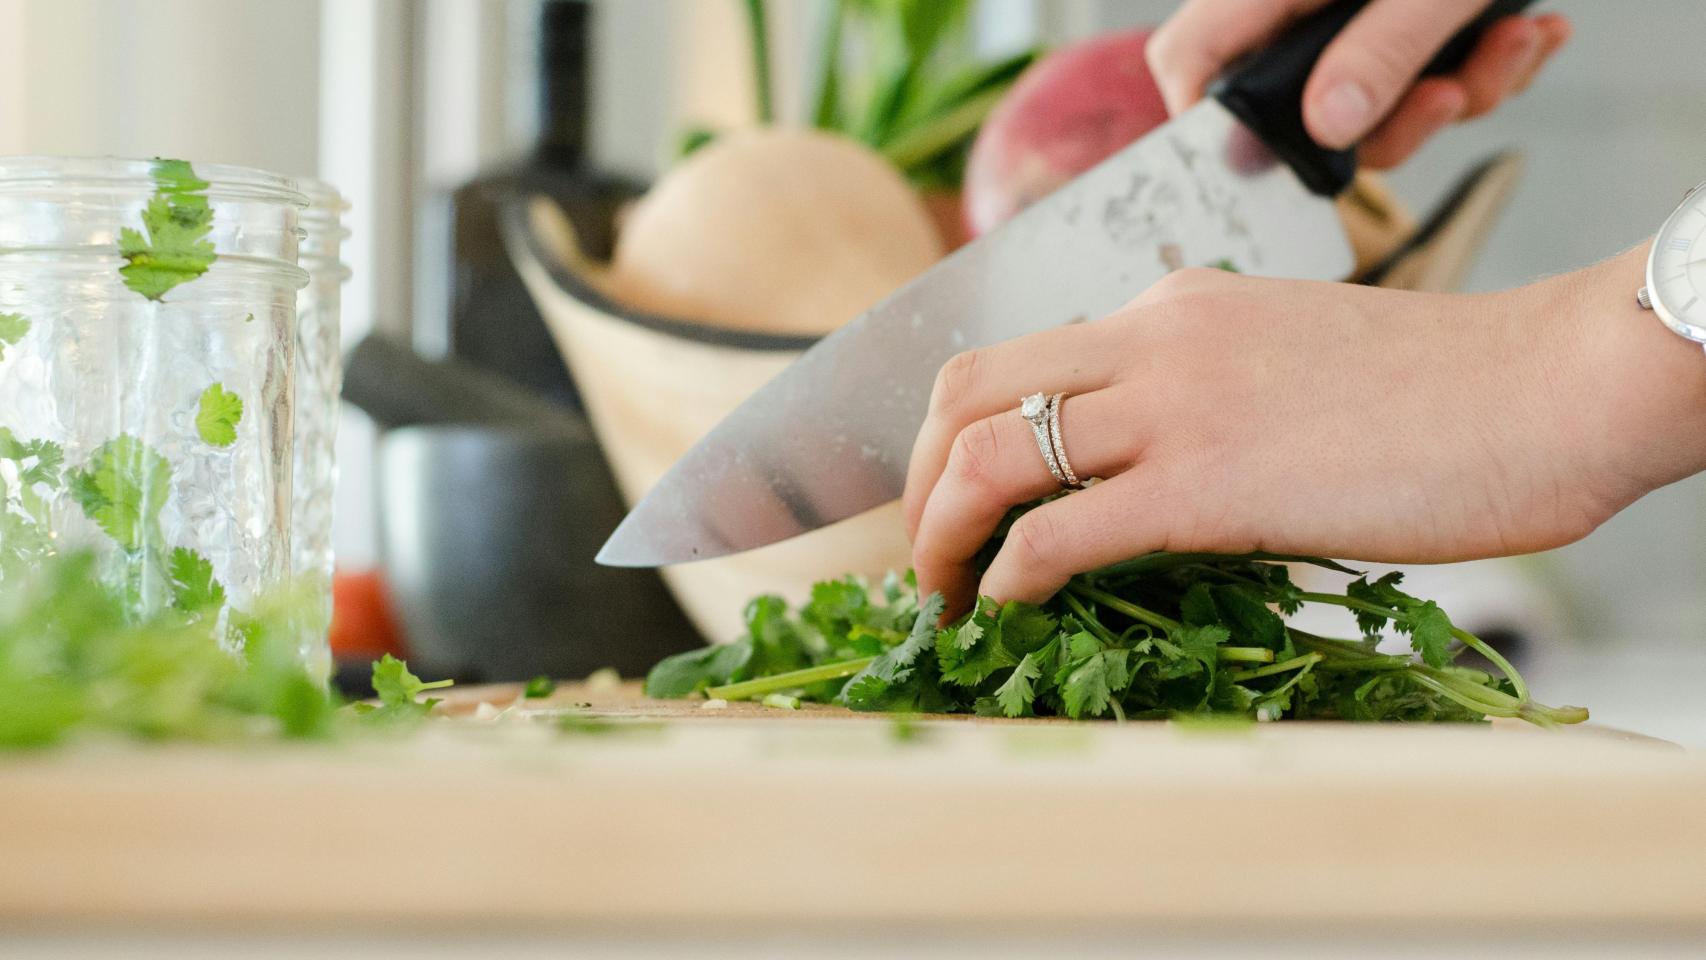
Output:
(1315, 81), (1374, 148)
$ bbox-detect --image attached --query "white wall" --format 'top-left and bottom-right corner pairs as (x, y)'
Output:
(0, 0), (321, 171)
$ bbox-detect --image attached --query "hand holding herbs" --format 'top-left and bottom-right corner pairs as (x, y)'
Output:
(903, 262), (1661, 610)
(648, 521), (1586, 727)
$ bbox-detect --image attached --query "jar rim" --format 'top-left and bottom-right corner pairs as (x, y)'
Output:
(0, 155), (307, 208)
(297, 177), (352, 245)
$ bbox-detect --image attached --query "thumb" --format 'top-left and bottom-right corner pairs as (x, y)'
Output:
(1302, 0), (1489, 149)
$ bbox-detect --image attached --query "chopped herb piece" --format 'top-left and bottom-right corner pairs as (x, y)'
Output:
(118, 158), (217, 300)
(353, 653), (454, 722)
(68, 435), (172, 553)
(0, 312), (28, 361)
(195, 383), (243, 447)
(523, 675), (557, 699)
(167, 547), (225, 612)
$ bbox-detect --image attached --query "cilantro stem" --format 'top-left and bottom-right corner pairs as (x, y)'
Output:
(1297, 591), (1531, 702)
(1228, 652), (1323, 682)
(1293, 629), (1582, 724)
(1066, 584), (1179, 632)
(1449, 627), (1529, 702)
(706, 657), (874, 702)
(1061, 591), (1119, 645)
(1256, 658), (1320, 705)
(1217, 646), (1276, 664)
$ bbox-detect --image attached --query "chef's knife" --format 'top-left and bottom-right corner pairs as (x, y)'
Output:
(600, 0), (1535, 567)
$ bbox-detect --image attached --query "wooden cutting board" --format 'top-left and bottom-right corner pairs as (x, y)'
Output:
(1, 680), (1702, 931)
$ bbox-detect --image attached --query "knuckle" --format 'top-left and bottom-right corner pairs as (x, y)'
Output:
(1355, 38), (1431, 93)
(930, 349), (984, 417)
(1006, 510), (1065, 576)
(947, 417), (1004, 491)
(1144, 24), (1182, 74)
(1142, 266), (1223, 303)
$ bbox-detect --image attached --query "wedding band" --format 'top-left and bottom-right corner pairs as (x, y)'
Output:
(1019, 391), (1081, 490)
(1047, 393), (1083, 489)
(1019, 392), (1069, 487)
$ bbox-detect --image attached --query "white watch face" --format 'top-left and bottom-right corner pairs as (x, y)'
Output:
(1649, 184), (1706, 340)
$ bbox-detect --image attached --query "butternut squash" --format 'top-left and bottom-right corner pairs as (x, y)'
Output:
(606, 129), (944, 336)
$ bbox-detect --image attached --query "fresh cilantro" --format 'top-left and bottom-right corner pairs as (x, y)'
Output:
(523, 675), (558, 699)
(0, 430), (63, 570)
(992, 652), (1041, 718)
(1400, 600), (1455, 668)
(840, 593), (957, 713)
(1347, 572), (1407, 637)
(1061, 647), (1130, 719)
(353, 653), (454, 722)
(118, 158), (217, 301)
(0, 548), (467, 749)
(645, 641), (753, 698)
(195, 383), (243, 447)
(644, 500), (1587, 728)
(68, 435), (172, 552)
(167, 547), (225, 612)
(0, 312), (27, 362)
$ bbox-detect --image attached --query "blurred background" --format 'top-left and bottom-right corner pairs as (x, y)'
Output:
(0, 0), (1702, 742)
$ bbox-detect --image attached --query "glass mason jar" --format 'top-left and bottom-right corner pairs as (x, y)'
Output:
(0, 157), (308, 644)
(291, 179), (350, 679)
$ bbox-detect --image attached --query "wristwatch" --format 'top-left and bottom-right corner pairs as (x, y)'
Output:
(1638, 181), (1706, 353)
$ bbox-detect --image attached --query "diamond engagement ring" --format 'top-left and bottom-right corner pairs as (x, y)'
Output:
(1019, 392), (1082, 490)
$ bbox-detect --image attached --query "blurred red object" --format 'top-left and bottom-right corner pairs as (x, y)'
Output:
(329, 570), (408, 660)
(963, 28), (1167, 238)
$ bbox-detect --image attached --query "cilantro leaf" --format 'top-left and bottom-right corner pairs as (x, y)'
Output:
(168, 547), (225, 612)
(195, 383), (243, 447)
(356, 653), (453, 721)
(1402, 600), (1454, 668)
(840, 593), (957, 713)
(1179, 581), (1220, 627)
(1347, 573), (1407, 637)
(1061, 648), (1129, 718)
(0, 312), (28, 362)
(996, 601), (1057, 656)
(644, 641), (752, 698)
(1173, 624), (1227, 672)
(68, 435), (172, 552)
(936, 605), (1010, 686)
(0, 428), (62, 488)
(524, 676), (558, 699)
(993, 652), (1041, 718)
(118, 158), (217, 301)
(1212, 584), (1287, 650)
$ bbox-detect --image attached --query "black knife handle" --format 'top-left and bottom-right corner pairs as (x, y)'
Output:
(1213, 0), (1538, 197)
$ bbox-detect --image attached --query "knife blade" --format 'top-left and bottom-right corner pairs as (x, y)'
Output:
(599, 0), (1535, 568)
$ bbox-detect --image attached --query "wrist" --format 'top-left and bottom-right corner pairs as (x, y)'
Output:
(1556, 242), (1706, 506)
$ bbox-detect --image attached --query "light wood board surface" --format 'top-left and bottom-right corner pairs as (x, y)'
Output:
(1, 681), (1702, 931)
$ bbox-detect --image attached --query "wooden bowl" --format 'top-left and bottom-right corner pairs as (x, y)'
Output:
(503, 195), (913, 643)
